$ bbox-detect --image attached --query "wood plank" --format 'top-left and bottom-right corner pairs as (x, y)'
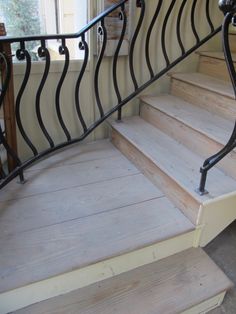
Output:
(0, 231), (197, 314)
(12, 248), (233, 314)
(140, 94), (236, 179)
(170, 72), (236, 121)
(28, 139), (119, 171)
(197, 51), (236, 82)
(0, 154), (139, 202)
(171, 72), (234, 98)
(229, 33), (236, 52)
(0, 197), (194, 293)
(0, 173), (163, 236)
(112, 124), (200, 224)
(111, 117), (236, 214)
(141, 94), (234, 145)
(197, 51), (236, 62)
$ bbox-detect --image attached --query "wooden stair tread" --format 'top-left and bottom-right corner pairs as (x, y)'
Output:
(0, 198), (193, 294)
(197, 51), (236, 62)
(12, 248), (233, 314)
(0, 140), (194, 294)
(111, 117), (236, 203)
(140, 94), (235, 146)
(171, 72), (234, 99)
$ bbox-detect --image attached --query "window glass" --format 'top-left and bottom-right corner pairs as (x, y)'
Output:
(0, 0), (88, 60)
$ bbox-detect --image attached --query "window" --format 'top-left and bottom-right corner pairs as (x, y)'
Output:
(0, 0), (88, 60)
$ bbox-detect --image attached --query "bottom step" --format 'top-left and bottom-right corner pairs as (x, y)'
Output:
(13, 248), (232, 314)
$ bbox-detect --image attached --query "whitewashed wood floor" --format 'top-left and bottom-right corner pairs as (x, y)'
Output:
(0, 139), (194, 294)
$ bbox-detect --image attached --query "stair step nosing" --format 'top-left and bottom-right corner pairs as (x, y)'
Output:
(171, 74), (234, 99)
(112, 122), (206, 204)
(196, 51), (236, 62)
(140, 96), (231, 147)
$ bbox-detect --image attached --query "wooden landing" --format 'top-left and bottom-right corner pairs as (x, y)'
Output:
(12, 248), (233, 314)
(0, 140), (194, 300)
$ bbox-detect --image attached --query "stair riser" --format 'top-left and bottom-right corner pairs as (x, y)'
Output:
(0, 231), (196, 314)
(111, 129), (199, 224)
(182, 292), (227, 314)
(171, 78), (236, 121)
(198, 55), (232, 82)
(229, 34), (236, 52)
(140, 103), (236, 180)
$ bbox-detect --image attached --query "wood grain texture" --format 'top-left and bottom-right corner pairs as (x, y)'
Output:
(170, 72), (236, 121)
(111, 117), (236, 218)
(0, 197), (193, 293)
(27, 140), (119, 171)
(112, 125), (200, 224)
(197, 51), (236, 82)
(0, 154), (139, 202)
(0, 173), (163, 236)
(0, 231), (196, 314)
(229, 33), (236, 52)
(12, 248), (233, 314)
(140, 94), (236, 179)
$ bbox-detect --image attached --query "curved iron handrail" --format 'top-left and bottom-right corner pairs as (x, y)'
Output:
(198, 0), (236, 195)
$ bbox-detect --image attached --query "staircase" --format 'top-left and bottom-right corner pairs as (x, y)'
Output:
(1, 0), (236, 312)
(111, 47), (236, 247)
(0, 37), (235, 313)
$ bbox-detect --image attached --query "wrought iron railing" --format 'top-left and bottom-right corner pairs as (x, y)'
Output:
(0, 0), (223, 190)
(198, 0), (236, 194)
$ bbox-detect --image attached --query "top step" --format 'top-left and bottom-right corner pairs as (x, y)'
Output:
(197, 51), (236, 82)
(170, 72), (236, 121)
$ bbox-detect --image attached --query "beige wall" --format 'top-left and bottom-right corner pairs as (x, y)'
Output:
(12, 0), (223, 160)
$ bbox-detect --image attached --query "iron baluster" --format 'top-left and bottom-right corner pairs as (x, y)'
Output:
(75, 34), (89, 133)
(36, 41), (54, 148)
(161, 0), (177, 66)
(112, 4), (127, 121)
(94, 19), (107, 118)
(206, 0), (215, 33)
(129, 0), (145, 90)
(191, 0), (200, 44)
(145, 0), (163, 78)
(0, 0), (225, 189)
(15, 42), (38, 156)
(198, 1), (236, 194)
(177, 0), (188, 56)
(55, 39), (71, 142)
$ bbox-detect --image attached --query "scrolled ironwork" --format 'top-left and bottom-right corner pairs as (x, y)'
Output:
(0, 0), (224, 189)
(15, 45), (38, 156)
(113, 4), (127, 121)
(198, 1), (236, 194)
(161, 0), (177, 66)
(36, 42), (54, 148)
(55, 40), (71, 142)
(75, 35), (89, 132)
(191, 0), (200, 44)
(177, 0), (188, 55)
(129, 0), (145, 90)
(145, 0), (163, 78)
(94, 20), (107, 118)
